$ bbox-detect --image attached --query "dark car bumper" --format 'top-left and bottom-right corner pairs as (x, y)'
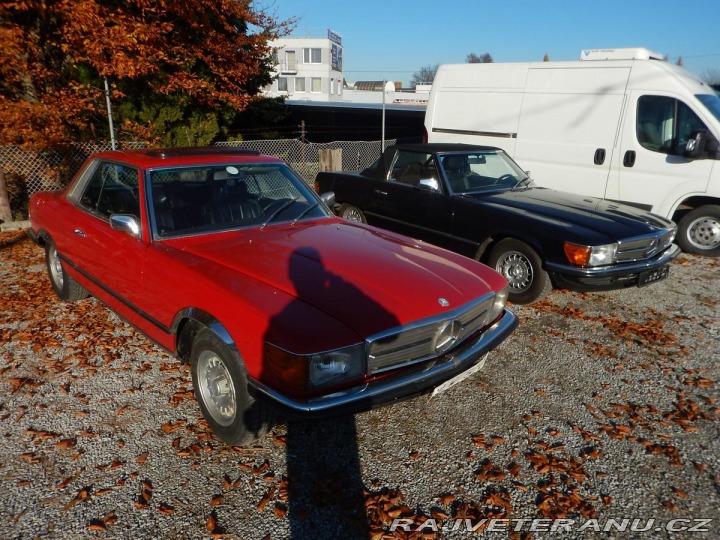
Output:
(545, 244), (681, 292)
(250, 309), (518, 419)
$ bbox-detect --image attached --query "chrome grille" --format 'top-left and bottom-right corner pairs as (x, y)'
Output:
(616, 228), (676, 262)
(367, 293), (495, 374)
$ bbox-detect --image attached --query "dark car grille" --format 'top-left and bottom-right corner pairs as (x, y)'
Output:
(616, 228), (676, 263)
(367, 293), (495, 374)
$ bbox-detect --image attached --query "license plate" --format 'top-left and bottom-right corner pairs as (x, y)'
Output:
(638, 266), (669, 287)
(432, 354), (488, 397)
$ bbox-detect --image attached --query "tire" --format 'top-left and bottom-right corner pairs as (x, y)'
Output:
(676, 205), (720, 256)
(45, 241), (89, 302)
(190, 328), (274, 445)
(487, 238), (552, 304)
(339, 203), (366, 223)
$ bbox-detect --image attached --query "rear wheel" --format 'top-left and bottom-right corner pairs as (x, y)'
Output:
(677, 205), (720, 256)
(487, 239), (552, 304)
(45, 241), (89, 302)
(339, 203), (366, 223)
(190, 329), (274, 445)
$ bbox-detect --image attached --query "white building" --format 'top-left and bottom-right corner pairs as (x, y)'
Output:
(264, 31), (430, 106)
(265, 31), (345, 102)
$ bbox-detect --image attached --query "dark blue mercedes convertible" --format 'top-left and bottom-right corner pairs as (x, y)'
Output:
(315, 143), (680, 304)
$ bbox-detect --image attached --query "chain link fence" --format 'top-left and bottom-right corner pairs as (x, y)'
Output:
(0, 139), (395, 219)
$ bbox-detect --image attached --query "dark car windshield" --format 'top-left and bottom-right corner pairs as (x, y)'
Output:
(438, 151), (530, 194)
(147, 162), (330, 238)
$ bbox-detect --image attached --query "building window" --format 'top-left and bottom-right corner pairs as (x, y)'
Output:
(278, 77), (288, 92)
(330, 78), (336, 95)
(285, 50), (296, 71)
(295, 77), (306, 93)
(311, 77), (322, 93)
(304, 48), (322, 64)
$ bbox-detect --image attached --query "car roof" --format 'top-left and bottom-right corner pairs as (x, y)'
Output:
(90, 147), (284, 169)
(390, 143), (503, 153)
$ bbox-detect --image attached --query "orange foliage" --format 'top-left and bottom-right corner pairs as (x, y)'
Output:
(0, 0), (294, 148)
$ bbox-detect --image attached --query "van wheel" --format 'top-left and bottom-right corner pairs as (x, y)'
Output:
(487, 239), (552, 304)
(677, 205), (720, 256)
(45, 241), (89, 302)
(190, 328), (275, 446)
(339, 204), (366, 223)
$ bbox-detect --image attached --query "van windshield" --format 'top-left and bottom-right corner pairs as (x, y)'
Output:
(697, 94), (720, 123)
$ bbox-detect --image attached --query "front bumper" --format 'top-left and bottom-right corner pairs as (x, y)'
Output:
(250, 309), (518, 419)
(546, 244), (681, 292)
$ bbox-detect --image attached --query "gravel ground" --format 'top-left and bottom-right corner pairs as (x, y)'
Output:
(1, 231), (718, 539)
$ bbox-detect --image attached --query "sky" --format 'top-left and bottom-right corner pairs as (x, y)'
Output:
(267, 0), (720, 87)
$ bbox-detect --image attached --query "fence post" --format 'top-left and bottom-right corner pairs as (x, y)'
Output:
(319, 149), (342, 173)
(0, 168), (12, 223)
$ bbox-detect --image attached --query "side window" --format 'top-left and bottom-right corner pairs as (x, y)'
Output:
(389, 151), (434, 187)
(79, 162), (140, 219)
(637, 96), (707, 155)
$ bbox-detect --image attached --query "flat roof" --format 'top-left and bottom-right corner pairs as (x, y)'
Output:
(286, 100), (426, 115)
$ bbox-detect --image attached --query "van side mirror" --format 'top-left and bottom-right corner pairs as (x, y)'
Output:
(685, 129), (719, 159)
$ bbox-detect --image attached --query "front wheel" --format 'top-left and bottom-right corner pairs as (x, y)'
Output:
(45, 241), (89, 302)
(190, 329), (274, 445)
(339, 203), (366, 223)
(676, 205), (720, 256)
(487, 239), (552, 304)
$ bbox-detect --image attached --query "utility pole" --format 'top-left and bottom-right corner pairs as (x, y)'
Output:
(381, 80), (386, 153)
(104, 77), (117, 150)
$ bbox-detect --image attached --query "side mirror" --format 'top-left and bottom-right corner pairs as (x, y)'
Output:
(418, 178), (440, 191)
(684, 129), (719, 159)
(320, 191), (336, 208)
(110, 214), (141, 238)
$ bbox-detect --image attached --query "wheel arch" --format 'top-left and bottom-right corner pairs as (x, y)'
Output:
(172, 308), (238, 363)
(474, 233), (547, 266)
(671, 196), (720, 223)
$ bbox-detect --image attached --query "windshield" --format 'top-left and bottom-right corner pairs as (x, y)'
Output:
(438, 150), (530, 194)
(147, 162), (330, 238)
(697, 93), (720, 123)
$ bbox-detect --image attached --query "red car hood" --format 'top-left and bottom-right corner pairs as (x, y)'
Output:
(163, 219), (504, 338)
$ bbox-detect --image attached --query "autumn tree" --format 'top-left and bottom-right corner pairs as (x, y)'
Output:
(0, 0), (294, 148)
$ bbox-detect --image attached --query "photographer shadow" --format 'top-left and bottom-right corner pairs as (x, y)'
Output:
(263, 247), (400, 539)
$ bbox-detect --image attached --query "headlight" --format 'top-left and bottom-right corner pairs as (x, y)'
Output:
(564, 242), (617, 267)
(308, 345), (366, 388)
(489, 286), (510, 318)
(264, 342), (366, 394)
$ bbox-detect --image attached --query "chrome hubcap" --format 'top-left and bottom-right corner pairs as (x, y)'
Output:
(197, 351), (236, 426)
(496, 251), (533, 292)
(687, 216), (720, 250)
(343, 208), (363, 222)
(49, 246), (64, 289)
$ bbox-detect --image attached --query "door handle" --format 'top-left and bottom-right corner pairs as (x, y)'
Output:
(623, 150), (636, 168)
(73, 229), (86, 237)
(594, 148), (606, 165)
(374, 190), (388, 196)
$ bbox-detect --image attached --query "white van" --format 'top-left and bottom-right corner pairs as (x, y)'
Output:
(425, 48), (720, 256)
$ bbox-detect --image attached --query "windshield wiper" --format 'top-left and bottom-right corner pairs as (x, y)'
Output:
(261, 197), (298, 229)
(291, 202), (320, 226)
(511, 177), (532, 191)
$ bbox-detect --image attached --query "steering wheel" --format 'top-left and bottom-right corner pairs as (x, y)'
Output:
(498, 174), (515, 183)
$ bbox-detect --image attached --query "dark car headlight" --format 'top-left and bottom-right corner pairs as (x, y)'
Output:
(564, 242), (617, 267)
